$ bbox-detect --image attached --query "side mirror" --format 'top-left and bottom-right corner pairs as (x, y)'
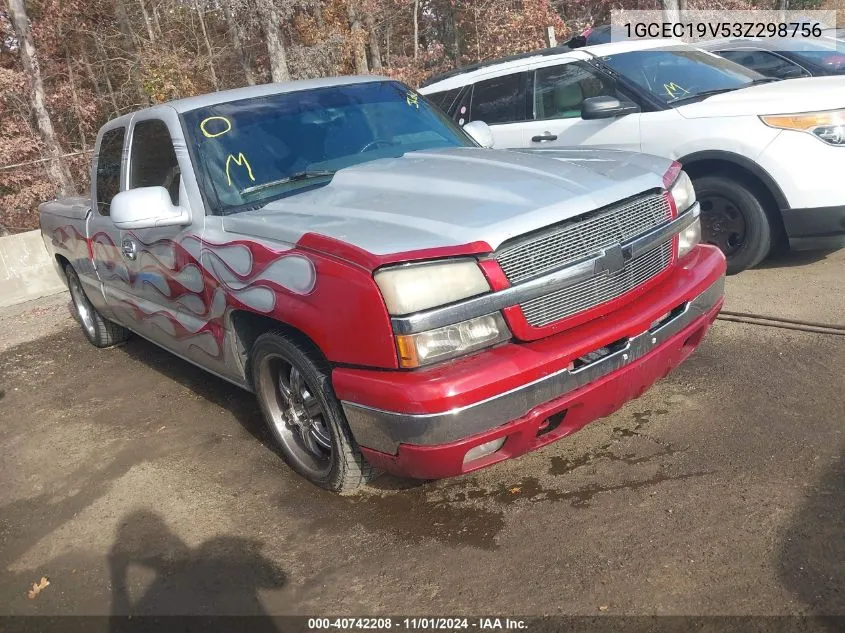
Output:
(581, 96), (640, 120)
(111, 186), (190, 230)
(463, 120), (495, 148)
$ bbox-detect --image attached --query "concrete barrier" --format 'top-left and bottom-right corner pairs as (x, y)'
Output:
(0, 229), (66, 308)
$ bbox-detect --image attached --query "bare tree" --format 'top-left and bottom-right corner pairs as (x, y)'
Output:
(347, 1), (369, 74)
(661, 0), (680, 24)
(365, 12), (382, 71)
(258, 0), (291, 82)
(138, 0), (157, 42)
(194, 0), (219, 90)
(7, 0), (75, 195)
(223, 0), (256, 85)
(413, 0), (419, 60)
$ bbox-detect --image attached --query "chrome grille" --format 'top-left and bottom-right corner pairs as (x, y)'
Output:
(519, 241), (673, 327)
(497, 193), (671, 284)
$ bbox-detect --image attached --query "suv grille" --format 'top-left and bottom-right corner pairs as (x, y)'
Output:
(496, 192), (673, 328)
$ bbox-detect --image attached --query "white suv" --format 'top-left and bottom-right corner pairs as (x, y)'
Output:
(419, 39), (845, 273)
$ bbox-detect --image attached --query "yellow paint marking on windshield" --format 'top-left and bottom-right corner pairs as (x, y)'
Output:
(406, 91), (419, 108)
(663, 82), (690, 99)
(225, 153), (255, 187)
(201, 116), (232, 138)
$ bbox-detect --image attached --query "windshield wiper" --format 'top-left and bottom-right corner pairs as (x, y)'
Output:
(669, 87), (739, 104)
(240, 170), (335, 195)
(670, 78), (782, 105)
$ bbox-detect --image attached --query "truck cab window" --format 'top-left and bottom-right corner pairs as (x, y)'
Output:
(129, 119), (181, 205)
(95, 127), (125, 216)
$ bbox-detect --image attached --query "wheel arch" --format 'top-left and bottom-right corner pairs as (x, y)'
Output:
(680, 150), (788, 249)
(229, 309), (328, 386)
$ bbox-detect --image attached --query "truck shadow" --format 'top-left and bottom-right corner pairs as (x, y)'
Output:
(757, 248), (838, 270)
(118, 336), (273, 453)
(779, 455), (845, 620)
(108, 509), (286, 623)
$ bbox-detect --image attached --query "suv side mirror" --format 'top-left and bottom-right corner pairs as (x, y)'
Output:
(581, 96), (640, 120)
(111, 186), (190, 230)
(462, 120), (495, 148)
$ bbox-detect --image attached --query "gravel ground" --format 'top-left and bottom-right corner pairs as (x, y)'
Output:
(0, 250), (843, 619)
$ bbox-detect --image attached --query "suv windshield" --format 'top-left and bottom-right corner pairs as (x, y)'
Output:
(182, 80), (473, 214)
(601, 47), (762, 105)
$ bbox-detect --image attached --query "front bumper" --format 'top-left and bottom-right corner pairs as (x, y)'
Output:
(334, 245), (726, 479)
(782, 205), (845, 251)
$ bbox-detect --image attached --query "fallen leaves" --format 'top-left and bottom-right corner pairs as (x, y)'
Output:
(26, 576), (50, 600)
(509, 487), (521, 494)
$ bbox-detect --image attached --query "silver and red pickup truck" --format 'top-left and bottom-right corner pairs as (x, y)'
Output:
(39, 76), (726, 492)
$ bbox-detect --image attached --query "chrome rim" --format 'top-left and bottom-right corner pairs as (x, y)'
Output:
(257, 354), (332, 477)
(699, 195), (747, 257)
(68, 274), (96, 338)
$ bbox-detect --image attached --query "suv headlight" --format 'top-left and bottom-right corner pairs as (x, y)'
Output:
(761, 109), (845, 146)
(669, 170), (696, 214)
(374, 260), (512, 368)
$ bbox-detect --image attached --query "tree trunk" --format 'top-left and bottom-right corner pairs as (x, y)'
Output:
(114, 0), (150, 104)
(65, 47), (87, 151)
(450, 0), (460, 65)
(93, 39), (121, 115)
(347, 2), (369, 74)
(778, 0), (788, 22)
(386, 19), (391, 67)
(661, 0), (680, 24)
(7, 0), (75, 195)
(138, 0), (156, 42)
(223, 1), (256, 86)
(364, 12), (382, 71)
(194, 0), (219, 90)
(152, 2), (163, 38)
(259, 0), (290, 82)
(413, 0), (419, 60)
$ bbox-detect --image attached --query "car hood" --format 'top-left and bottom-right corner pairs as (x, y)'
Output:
(222, 147), (671, 263)
(676, 76), (845, 118)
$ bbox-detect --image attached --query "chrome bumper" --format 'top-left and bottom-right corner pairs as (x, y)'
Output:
(342, 275), (724, 454)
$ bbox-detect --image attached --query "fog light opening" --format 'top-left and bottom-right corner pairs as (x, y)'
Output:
(537, 410), (567, 437)
(463, 437), (506, 465)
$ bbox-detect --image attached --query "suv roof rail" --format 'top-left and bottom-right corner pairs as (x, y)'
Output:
(418, 45), (573, 88)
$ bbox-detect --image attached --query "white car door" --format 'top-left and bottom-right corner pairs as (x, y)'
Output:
(516, 58), (643, 152)
(465, 71), (533, 149)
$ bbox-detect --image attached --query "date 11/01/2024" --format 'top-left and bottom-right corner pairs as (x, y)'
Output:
(308, 618), (528, 630)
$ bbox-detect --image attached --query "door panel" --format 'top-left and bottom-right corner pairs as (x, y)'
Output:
(516, 61), (642, 151)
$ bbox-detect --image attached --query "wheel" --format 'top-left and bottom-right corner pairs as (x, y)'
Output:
(693, 174), (772, 275)
(250, 330), (380, 492)
(65, 264), (130, 348)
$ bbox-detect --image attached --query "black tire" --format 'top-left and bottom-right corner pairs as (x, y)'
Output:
(65, 264), (130, 348)
(250, 330), (380, 493)
(693, 174), (772, 275)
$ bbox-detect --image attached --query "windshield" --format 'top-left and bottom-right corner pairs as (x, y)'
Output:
(182, 81), (473, 214)
(601, 47), (762, 105)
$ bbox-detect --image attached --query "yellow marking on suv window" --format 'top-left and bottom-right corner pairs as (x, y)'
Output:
(225, 153), (255, 187)
(406, 92), (419, 108)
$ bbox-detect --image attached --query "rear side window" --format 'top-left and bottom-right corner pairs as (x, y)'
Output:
(534, 62), (621, 120)
(470, 73), (527, 124)
(129, 119), (181, 205)
(95, 127), (125, 216)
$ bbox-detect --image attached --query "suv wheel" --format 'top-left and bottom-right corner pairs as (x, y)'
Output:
(693, 174), (772, 274)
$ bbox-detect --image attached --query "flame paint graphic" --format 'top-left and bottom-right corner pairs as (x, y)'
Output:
(65, 227), (316, 361)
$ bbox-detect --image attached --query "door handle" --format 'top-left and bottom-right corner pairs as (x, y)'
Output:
(121, 237), (137, 260)
(531, 133), (558, 142)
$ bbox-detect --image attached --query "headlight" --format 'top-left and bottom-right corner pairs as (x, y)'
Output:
(374, 259), (491, 315)
(669, 170), (696, 214)
(395, 313), (511, 368)
(678, 210), (701, 259)
(761, 110), (845, 146)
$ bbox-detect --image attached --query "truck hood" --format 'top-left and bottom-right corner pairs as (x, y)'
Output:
(676, 76), (845, 119)
(223, 147), (671, 262)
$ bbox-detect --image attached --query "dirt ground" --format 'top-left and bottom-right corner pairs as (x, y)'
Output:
(1, 248), (844, 618)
